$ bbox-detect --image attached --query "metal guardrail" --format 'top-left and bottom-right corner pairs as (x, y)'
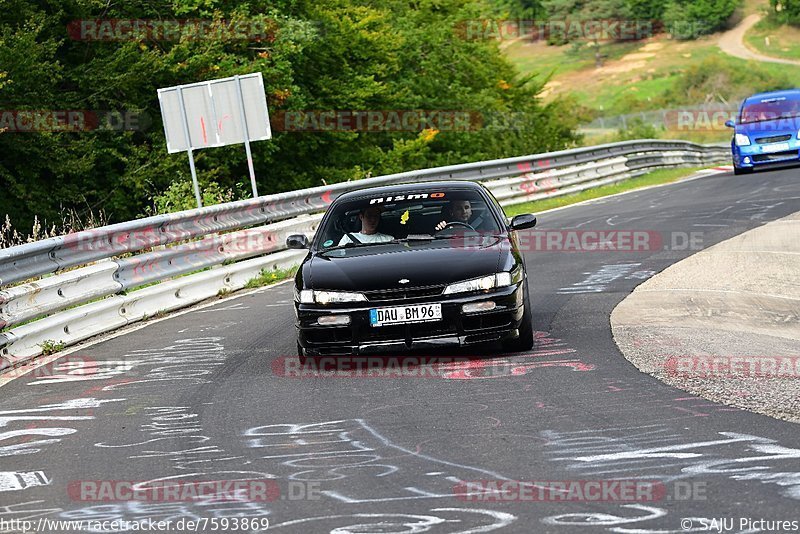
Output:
(0, 139), (729, 368)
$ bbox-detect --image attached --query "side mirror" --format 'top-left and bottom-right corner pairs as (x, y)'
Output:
(724, 120), (735, 128)
(510, 214), (537, 231)
(286, 234), (309, 249)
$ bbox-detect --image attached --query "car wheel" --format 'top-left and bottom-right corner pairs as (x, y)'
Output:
(733, 166), (753, 175)
(502, 281), (534, 353)
(297, 341), (307, 365)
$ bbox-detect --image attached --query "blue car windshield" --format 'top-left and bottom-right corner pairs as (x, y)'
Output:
(740, 96), (800, 124)
(315, 189), (502, 251)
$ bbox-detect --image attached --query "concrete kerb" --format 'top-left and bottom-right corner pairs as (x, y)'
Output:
(611, 212), (800, 424)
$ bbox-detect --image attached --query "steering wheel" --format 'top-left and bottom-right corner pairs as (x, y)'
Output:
(435, 221), (475, 233)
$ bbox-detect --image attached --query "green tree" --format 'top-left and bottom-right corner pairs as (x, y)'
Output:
(494, 0), (546, 18)
(542, 0), (632, 65)
(626, 0), (665, 20)
(770, 0), (800, 24)
(0, 0), (580, 234)
(662, 0), (739, 39)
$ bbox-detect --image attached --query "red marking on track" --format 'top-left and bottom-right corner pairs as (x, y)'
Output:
(439, 332), (594, 380)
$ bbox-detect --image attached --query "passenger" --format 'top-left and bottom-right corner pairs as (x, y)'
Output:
(338, 205), (393, 245)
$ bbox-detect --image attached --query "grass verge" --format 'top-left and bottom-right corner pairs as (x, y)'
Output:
(244, 265), (299, 289)
(745, 17), (800, 61)
(504, 166), (707, 217)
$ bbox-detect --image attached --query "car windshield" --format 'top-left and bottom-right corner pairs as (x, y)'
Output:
(315, 189), (502, 252)
(740, 96), (800, 123)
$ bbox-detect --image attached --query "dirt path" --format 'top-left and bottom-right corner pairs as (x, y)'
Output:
(717, 13), (800, 66)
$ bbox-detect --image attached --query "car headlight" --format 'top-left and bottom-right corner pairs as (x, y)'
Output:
(443, 273), (514, 295)
(735, 133), (751, 146)
(298, 290), (367, 304)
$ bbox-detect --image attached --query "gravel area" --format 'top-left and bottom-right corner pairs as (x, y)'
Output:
(612, 212), (800, 423)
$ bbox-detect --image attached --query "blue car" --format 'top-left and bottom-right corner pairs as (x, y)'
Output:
(726, 89), (800, 175)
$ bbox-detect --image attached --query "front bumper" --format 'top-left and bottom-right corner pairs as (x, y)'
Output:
(295, 283), (525, 356)
(733, 140), (800, 169)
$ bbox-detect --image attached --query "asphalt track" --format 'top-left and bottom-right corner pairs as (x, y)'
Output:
(2, 167), (800, 534)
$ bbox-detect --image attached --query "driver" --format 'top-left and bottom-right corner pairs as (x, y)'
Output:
(338, 205), (393, 245)
(435, 200), (473, 231)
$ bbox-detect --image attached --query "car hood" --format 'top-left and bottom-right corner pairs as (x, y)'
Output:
(306, 237), (505, 291)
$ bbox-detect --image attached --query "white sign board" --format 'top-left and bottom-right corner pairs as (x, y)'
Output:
(158, 73), (271, 154)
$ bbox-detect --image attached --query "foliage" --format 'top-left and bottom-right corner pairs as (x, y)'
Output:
(147, 179), (247, 215)
(614, 118), (661, 141)
(526, 0), (738, 42)
(38, 339), (66, 355)
(245, 265), (299, 289)
(0, 0), (581, 237)
(662, 0), (739, 39)
(770, 0), (800, 25)
(662, 56), (792, 105)
(542, 0), (631, 48)
(493, 0), (546, 17)
(626, 0), (665, 21)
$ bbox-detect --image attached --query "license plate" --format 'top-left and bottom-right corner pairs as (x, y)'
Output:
(370, 304), (442, 326)
(762, 142), (790, 153)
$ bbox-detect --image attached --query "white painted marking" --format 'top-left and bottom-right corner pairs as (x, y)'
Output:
(0, 471), (50, 491)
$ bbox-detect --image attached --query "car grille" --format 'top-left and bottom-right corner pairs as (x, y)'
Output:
(753, 151), (798, 162)
(361, 322), (457, 342)
(755, 134), (791, 144)
(364, 285), (445, 302)
(462, 313), (512, 332)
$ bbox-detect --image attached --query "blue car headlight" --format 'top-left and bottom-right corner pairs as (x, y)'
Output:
(735, 133), (751, 146)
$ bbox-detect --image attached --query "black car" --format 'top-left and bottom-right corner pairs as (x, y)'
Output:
(286, 181), (537, 361)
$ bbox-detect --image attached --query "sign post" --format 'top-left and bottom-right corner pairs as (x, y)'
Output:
(175, 86), (203, 207)
(234, 75), (259, 198)
(157, 73), (272, 208)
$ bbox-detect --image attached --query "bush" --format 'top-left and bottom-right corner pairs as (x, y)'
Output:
(148, 180), (246, 215)
(663, 56), (792, 105)
(626, 0), (666, 21)
(662, 0), (740, 39)
(615, 118), (661, 141)
(770, 0), (800, 25)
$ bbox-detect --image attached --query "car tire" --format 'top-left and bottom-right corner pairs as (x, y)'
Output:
(297, 341), (308, 365)
(502, 280), (534, 353)
(733, 166), (753, 175)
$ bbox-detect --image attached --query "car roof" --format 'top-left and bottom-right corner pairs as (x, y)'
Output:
(334, 180), (489, 202)
(743, 89), (800, 105)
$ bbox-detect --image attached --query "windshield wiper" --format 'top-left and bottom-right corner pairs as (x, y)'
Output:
(394, 234), (436, 242)
(318, 242), (388, 254)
